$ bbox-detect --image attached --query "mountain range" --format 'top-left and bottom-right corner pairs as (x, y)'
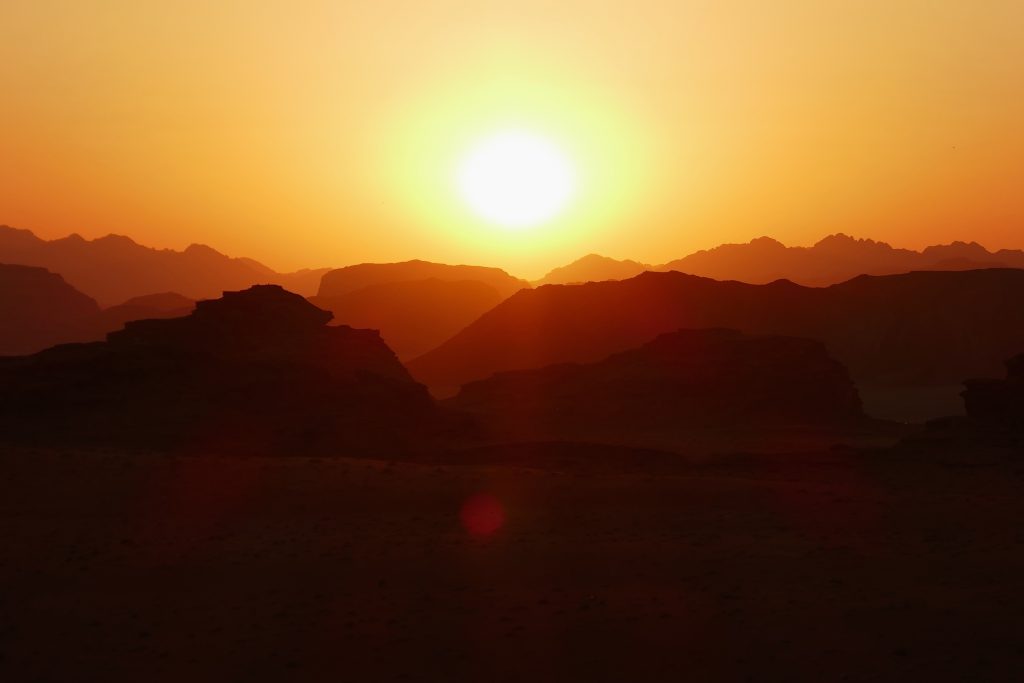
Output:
(0, 264), (197, 355)
(659, 234), (1024, 286)
(409, 269), (1024, 420)
(535, 234), (1024, 286)
(7, 224), (1024, 303)
(6, 224), (1024, 418)
(0, 225), (328, 305)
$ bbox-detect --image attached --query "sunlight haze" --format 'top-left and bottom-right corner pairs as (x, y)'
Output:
(2, 0), (1023, 276)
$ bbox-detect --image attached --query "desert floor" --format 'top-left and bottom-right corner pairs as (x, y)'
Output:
(2, 444), (1024, 682)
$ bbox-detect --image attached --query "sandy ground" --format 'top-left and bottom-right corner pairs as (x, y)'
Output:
(2, 445), (1024, 682)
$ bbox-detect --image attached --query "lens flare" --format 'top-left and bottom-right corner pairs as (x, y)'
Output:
(460, 492), (506, 537)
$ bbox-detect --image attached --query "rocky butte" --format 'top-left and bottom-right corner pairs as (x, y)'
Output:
(0, 285), (436, 454)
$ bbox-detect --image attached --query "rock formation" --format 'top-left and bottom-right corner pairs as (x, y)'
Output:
(0, 285), (436, 454)
(962, 354), (1024, 436)
(78, 292), (196, 342)
(898, 354), (1024, 458)
(449, 329), (864, 442)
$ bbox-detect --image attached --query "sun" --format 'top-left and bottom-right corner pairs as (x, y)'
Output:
(455, 129), (577, 230)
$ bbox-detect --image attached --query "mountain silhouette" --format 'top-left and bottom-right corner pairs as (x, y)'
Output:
(0, 285), (436, 454)
(317, 259), (529, 300)
(0, 225), (329, 305)
(1, 265), (199, 354)
(658, 234), (1023, 286)
(408, 269), (1024, 419)
(535, 254), (651, 285)
(0, 264), (101, 355)
(540, 235), (1024, 289)
(450, 328), (864, 445)
(310, 278), (502, 359)
(78, 292), (196, 342)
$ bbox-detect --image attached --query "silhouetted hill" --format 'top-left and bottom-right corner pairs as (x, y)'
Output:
(408, 269), (1024, 419)
(535, 254), (651, 285)
(79, 293), (196, 342)
(0, 285), (437, 454)
(317, 260), (528, 300)
(1, 265), (198, 354)
(0, 225), (329, 305)
(0, 264), (101, 355)
(450, 329), (864, 443)
(310, 279), (502, 360)
(658, 234), (1024, 285)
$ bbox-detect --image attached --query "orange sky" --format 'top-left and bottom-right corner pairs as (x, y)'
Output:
(2, 1), (1023, 277)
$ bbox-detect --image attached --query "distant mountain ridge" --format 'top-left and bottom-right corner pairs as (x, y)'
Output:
(0, 225), (329, 305)
(317, 260), (529, 299)
(660, 234), (1024, 286)
(536, 254), (651, 286)
(408, 269), (1024, 420)
(0, 263), (199, 355)
(0, 264), (101, 354)
(537, 234), (1024, 287)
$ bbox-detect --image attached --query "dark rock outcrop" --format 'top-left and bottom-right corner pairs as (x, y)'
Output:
(897, 354), (1024, 459)
(0, 264), (101, 355)
(962, 354), (1024, 434)
(0, 285), (436, 454)
(449, 329), (864, 442)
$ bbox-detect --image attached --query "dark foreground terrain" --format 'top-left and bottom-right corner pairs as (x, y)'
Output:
(3, 445), (1024, 682)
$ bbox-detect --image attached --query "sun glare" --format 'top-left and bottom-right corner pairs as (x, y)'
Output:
(456, 129), (577, 230)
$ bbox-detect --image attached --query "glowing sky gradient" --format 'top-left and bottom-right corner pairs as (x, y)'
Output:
(2, 1), (1022, 277)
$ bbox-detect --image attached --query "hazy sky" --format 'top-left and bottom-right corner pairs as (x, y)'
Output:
(2, 1), (1023, 277)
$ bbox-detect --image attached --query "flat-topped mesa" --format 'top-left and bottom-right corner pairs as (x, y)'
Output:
(109, 285), (411, 382)
(112, 285), (331, 342)
(0, 285), (434, 454)
(316, 260), (529, 299)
